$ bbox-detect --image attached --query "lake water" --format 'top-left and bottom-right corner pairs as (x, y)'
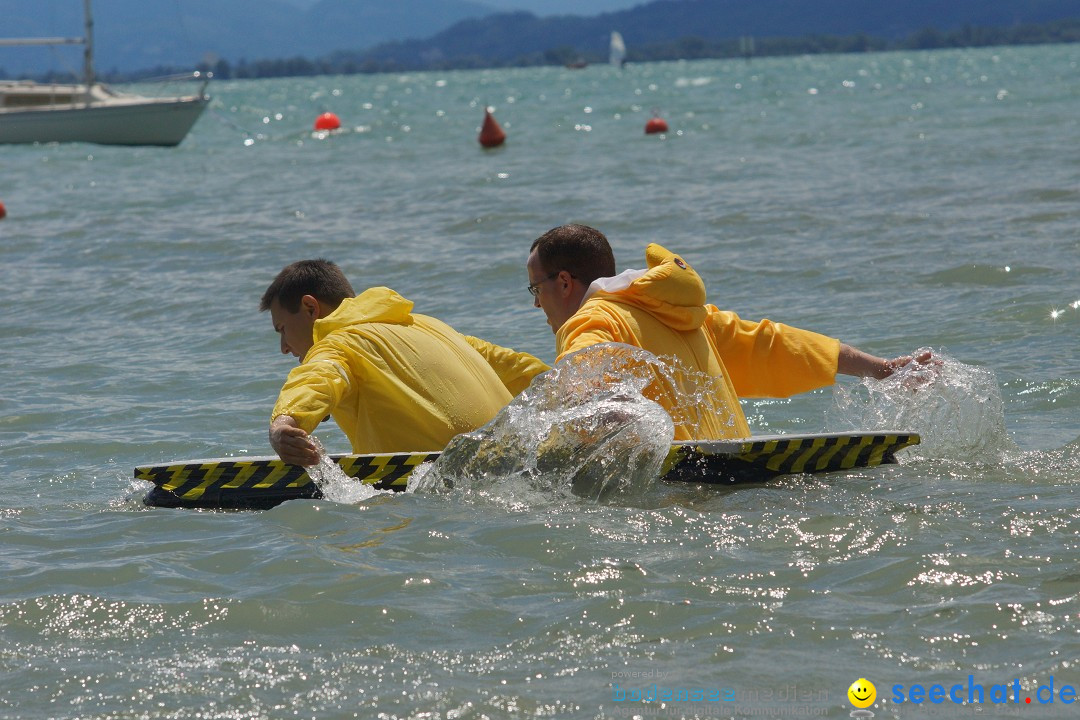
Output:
(1, 44), (1078, 719)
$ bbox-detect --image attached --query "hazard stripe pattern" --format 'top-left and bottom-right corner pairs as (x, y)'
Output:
(663, 433), (919, 485)
(135, 453), (440, 506)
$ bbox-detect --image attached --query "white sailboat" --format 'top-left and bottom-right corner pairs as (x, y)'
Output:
(609, 31), (626, 68)
(0, 0), (208, 146)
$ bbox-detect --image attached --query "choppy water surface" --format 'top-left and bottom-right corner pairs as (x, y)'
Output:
(1, 44), (1079, 719)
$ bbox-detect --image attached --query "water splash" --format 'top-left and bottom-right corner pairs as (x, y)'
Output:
(827, 347), (1011, 461)
(306, 436), (386, 504)
(408, 344), (676, 505)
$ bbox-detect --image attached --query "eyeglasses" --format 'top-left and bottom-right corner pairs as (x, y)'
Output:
(527, 272), (559, 297)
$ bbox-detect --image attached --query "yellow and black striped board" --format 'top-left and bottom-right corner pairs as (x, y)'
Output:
(660, 431), (920, 485)
(137, 452), (438, 510)
(137, 431), (919, 510)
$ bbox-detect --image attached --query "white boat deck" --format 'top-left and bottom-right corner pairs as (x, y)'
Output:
(0, 80), (209, 146)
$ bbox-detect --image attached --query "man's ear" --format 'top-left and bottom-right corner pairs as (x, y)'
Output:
(557, 270), (586, 307)
(557, 270), (575, 296)
(300, 294), (321, 319)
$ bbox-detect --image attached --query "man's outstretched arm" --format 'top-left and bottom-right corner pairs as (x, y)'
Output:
(837, 345), (934, 380)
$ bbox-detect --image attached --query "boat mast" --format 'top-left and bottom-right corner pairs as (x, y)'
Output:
(83, 0), (95, 87)
(0, 2), (92, 90)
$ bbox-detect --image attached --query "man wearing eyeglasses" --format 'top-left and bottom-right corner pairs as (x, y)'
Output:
(263, 259), (548, 466)
(526, 224), (929, 441)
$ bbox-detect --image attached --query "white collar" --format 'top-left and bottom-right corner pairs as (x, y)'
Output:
(579, 267), (647, 308)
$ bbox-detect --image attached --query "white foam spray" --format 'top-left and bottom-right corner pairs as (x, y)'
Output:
(828, 347), (1012, 461)
(306, 436), (386, 504)
(408, 344), (679, 504)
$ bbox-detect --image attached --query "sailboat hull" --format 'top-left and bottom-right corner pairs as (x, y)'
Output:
(0, 92), (208, 146)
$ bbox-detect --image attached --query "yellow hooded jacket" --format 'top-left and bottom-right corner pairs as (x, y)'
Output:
(555, 244), (840, 440)
(273, 287), (549, 453)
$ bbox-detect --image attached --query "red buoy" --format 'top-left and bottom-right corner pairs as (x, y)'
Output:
(0, 201), (6, 220)
(478, 108), (506, 148)
(645, 115), (668, 135)
(314, 112), (341, 131)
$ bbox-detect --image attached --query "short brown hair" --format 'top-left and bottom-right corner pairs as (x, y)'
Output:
(530, 224), (616, 287)
(260, 259), (355, 313)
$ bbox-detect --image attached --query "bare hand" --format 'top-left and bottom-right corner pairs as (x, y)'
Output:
(269, 415), (320, 466)
(882, 349), (938, 377)
(839, 345), (940, 380)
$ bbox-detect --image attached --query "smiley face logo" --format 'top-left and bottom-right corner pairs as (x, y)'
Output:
(847, 678), (876, 708)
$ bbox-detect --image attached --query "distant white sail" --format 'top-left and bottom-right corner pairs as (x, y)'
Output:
(609, 31), (626, 67)
(740, 35), (756, 59)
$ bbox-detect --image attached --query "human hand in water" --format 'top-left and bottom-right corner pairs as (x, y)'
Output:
(270, 415), (320, 466)
(840, 345), (939, 380)
(883, 349), (937, 377)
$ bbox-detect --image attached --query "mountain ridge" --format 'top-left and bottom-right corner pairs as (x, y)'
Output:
(353, 0), (1080, 69)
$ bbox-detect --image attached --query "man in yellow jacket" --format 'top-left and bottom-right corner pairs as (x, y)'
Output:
(263, 259), (549, 465)
(526, 224), (928, 441)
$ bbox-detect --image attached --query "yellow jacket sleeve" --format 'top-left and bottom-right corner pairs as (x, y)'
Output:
(462, 335), (551, 396)
(555, 304), (629, 362)
(271, 340), (353, 435)
(705, 309), (840, 398)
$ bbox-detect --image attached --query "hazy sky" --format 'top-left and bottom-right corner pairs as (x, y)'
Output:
(476, 0), (644, 13)
(283, 0), (643, 15)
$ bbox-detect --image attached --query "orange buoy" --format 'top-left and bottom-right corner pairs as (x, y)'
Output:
(314, 112), (341, 131)
(645, 114), (668, 135)
(478, 108), (506, 148)
(0, 201), (6, 220)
